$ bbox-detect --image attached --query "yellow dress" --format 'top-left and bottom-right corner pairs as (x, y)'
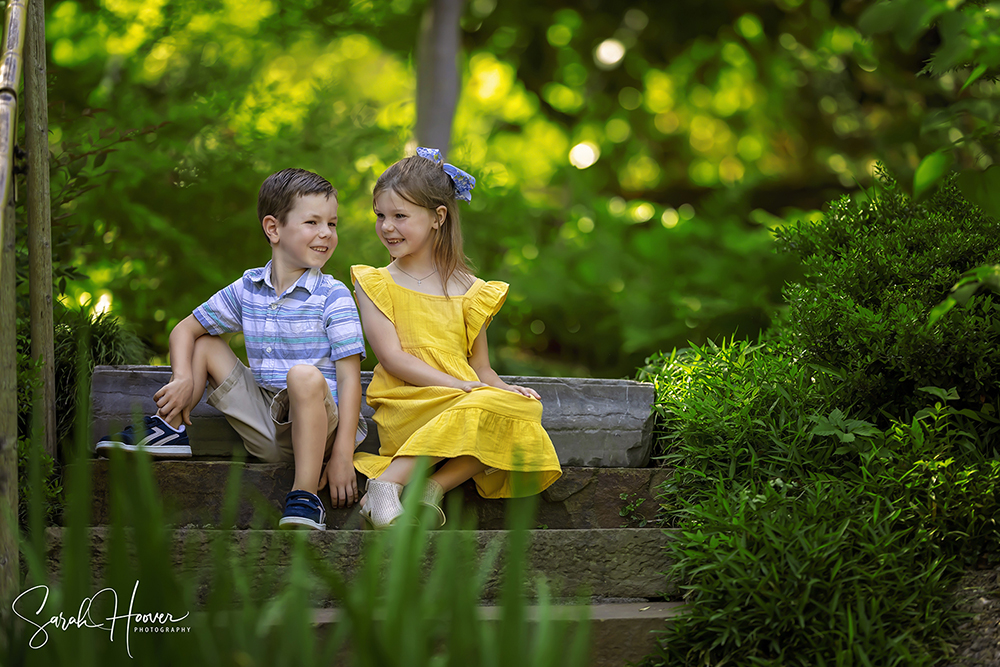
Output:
(351, 265), (562, 498)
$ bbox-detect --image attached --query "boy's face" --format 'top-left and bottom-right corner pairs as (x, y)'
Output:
(265, 193), (339, 271)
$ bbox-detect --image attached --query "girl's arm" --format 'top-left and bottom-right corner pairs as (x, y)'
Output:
(355, 284), (486, 391)
(469, 324), (541, 400)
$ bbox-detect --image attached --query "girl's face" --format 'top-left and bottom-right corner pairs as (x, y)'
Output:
(374, 189), (446, 266)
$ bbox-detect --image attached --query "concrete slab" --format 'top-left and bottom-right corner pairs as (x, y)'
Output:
(90, 366), (656, 467)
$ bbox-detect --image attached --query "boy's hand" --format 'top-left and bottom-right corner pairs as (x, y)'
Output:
(154, 377), (194, 426)
(319, 448), (359, 508)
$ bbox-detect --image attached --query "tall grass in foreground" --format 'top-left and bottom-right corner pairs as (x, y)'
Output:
(3, 389), (589, 665)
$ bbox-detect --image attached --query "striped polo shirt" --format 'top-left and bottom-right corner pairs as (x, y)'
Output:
(193, 261), (365, 402)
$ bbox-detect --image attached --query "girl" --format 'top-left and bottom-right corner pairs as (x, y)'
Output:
(352, 147), (562, 528)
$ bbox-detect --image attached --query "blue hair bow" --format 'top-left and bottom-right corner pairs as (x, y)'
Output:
(416, 146), (476, 203)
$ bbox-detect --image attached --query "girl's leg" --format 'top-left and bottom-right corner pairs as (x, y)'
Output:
(158, 335), (238, 430)
(378, 455), (439, 486)
(429, 456), (488, 493)
(285, 364), (330, 495)
(376, 455), (485, 491)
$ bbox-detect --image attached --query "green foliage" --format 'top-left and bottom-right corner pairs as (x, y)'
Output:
(879, 393), (1000, 559)
(44, 0), (953, 377)
(639, 340), (843, 508)
(773, 171), (1000, 426)
(640, 168), (1000, 665)
(16, 305), (146, 450)
(859, 0), (1000, 213)
(651, 479), (955, 667)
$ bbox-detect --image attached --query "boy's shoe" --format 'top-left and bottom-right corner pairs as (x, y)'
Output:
(279, 490), (327, 531)
(95, 415), (192, 458)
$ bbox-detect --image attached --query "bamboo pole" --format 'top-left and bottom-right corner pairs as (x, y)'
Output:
(25, 0), (52, 460)
(0, 0), (27, 615)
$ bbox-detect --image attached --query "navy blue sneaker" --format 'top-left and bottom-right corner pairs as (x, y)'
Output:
(95, 415), (192, 458)
(279, 490), (327, 531)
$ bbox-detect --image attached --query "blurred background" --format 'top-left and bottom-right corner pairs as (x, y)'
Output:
(31, 0), (990, 378)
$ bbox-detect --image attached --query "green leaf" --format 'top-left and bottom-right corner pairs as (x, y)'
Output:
(858, 1), (905, 35)
(917, 386), (959, 401)
(956, 165), (1000, 220)
(913, 151), (953, 202)
(960, 63), (989, 94)
(951, 281), (981, 306)
(927, 297), (957, 327)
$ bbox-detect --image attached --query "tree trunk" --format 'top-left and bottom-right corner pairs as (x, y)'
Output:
(0, 0), (28, 617)
(26, 0), (53, 461)
(0, 196), (17, 621)
(415, 0), (464, 158)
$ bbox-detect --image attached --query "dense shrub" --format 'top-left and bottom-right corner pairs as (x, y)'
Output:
(639, 341), (842, 511)
(641, 172), (1000, 665)
(773, 170), (1000, 426)
(652, 479), (954, 667)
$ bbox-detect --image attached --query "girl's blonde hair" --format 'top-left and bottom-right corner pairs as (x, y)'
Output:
(374, 155), (475, 296)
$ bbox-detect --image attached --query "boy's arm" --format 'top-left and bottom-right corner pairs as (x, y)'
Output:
(154, 314), (209, 426)
(319, 353), (362, 507)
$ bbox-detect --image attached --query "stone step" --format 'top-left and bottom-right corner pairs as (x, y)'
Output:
(304, 602), (684, 667)
(85, 461), (669, 530)
(43, 527), (677, 601)
(90, 365), (656, 467)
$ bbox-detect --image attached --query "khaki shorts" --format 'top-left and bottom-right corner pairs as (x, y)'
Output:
(207, 361), (367, 463)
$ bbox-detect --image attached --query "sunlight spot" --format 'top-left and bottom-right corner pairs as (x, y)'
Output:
(94, 293), (113, 315)
(661, 209), (679, 228)
(594, 39), (625, 69)
(569, 142), (600, 169)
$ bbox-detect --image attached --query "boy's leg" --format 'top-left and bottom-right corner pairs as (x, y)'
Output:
(159, 335), (239, 430)
(285, 364), (331, 495)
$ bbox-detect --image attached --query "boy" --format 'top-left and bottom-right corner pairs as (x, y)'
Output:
(96, 168), (366, 531)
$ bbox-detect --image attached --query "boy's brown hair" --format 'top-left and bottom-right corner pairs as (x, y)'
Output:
(258, 169), (337, 239)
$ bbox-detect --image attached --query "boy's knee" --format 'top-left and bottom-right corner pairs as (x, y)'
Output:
(285, 364), (326, 395)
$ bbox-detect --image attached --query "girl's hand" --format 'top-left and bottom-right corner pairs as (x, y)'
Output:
(455, 379), (488, 392)
(505, 384), (541, 400)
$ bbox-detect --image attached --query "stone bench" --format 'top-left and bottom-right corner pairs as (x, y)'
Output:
(91, 366), (656, 467)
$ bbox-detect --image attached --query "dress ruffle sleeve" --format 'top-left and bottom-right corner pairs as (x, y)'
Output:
(464, 280), (508, 355)
(351, 265), (394, 323)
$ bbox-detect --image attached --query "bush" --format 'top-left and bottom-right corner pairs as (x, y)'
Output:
(773, 169), (1000, 427)
(651, 478), (955, 667)
(640, 340), (853, 513)
(639, 169), (1000, 665)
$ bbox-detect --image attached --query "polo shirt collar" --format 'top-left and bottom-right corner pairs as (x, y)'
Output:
(253, 261), (323, 295)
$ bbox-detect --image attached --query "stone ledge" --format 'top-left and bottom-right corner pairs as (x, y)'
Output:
(306, 602), (685, 667)
(44, 527), (677, 601)
(91, 366), (656, 467)
(85, 460), (670, 530)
